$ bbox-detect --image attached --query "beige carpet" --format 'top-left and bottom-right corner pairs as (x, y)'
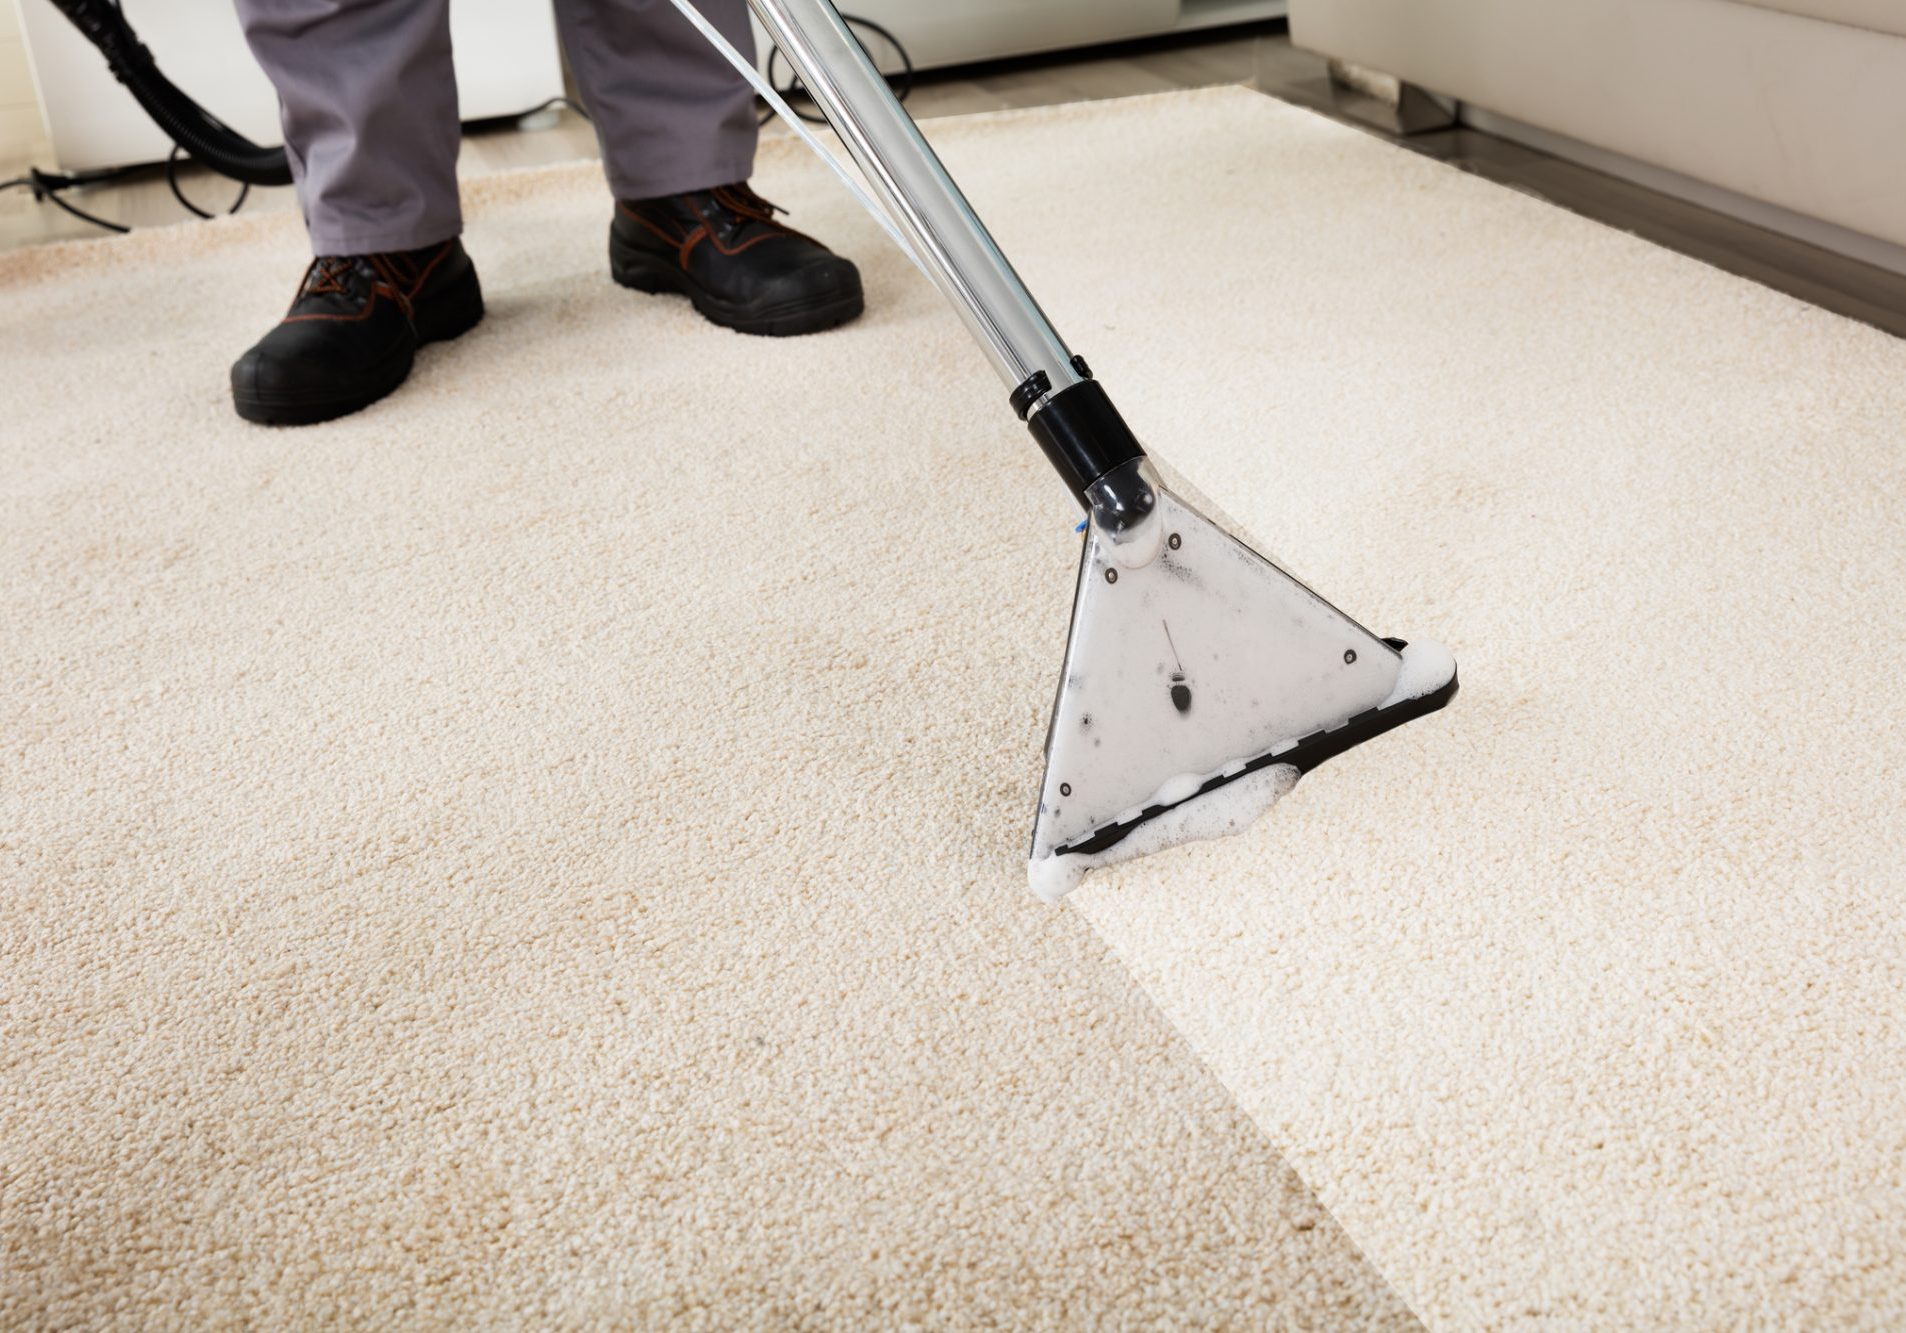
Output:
(1038, 93), (1906, 1326)
(6, 85), (1906, 1329)
(0, 95), (1420, 1327)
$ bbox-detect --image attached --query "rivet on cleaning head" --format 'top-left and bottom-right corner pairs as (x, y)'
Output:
(1104, 568), (1118, 584)
(1344, 649), (1357, 664)
(1060, 782), (1072, 797)
(1168, 533), (1181, 550)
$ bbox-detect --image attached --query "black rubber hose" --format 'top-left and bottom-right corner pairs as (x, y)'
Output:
(46, 0), (293, 187)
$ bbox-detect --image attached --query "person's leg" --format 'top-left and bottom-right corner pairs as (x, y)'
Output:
(228, 0), (483, 423)
(236, 0), (463, 254)
(561, 0), (862, 336)
(554, 0), (758, 200)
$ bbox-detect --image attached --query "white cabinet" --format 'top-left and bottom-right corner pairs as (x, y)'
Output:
(18, 0), (564, 171)
(758, 0), (1285, 73)
(18, 0), (1285, 173)
(777, 0), (1177, 72)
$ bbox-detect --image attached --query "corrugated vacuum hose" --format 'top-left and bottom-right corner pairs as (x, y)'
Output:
(45, 0), (293, 187)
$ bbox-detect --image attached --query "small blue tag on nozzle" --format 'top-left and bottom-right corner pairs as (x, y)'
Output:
(1074, 519), (1087, 534)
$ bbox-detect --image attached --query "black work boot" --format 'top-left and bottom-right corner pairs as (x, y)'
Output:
(610, 182), (863, 337)
(231, 239), (484, 425)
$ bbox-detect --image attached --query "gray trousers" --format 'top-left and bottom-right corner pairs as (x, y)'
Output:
(237, 0), (759, 255)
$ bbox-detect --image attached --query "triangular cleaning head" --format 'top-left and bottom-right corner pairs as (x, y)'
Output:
(1027, 482), (1456, 900)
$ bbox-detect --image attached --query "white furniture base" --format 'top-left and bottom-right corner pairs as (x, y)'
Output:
(18, 0), (565, 173)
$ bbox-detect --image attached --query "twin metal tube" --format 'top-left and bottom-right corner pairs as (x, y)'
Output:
(745, 0), (1085, 404)
(745, 0), (1150, 516)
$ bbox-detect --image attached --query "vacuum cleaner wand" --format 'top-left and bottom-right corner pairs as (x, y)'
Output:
(743, 0), (1155, 524)
(744, 0), (1458, 897)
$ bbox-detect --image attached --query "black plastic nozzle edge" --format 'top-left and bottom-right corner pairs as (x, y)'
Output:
(1051, 640), (1459, 858)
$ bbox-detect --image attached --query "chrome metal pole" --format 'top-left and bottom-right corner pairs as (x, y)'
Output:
(746, 0), (1085, 404)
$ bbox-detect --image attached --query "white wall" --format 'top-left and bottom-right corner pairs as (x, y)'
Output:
(1, 0), (52, 175)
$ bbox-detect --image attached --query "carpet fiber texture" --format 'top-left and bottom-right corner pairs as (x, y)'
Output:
(0, 94), (1420, 1327)
(7, 86), (1906, 1328)
(1052, 94), (1906, 1326)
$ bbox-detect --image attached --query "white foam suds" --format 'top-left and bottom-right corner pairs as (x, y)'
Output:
(1026, 764), (1300, 903)
(1380, 638), (1456, 709)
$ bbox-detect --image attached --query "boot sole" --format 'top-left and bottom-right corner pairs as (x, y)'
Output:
(610, 232), (863, 338)
(232, 268), (486, 426)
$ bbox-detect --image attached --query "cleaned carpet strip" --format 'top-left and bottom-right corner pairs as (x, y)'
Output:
(1040, 92), (1901, 1325)
(0, 99), (1416, 1325)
